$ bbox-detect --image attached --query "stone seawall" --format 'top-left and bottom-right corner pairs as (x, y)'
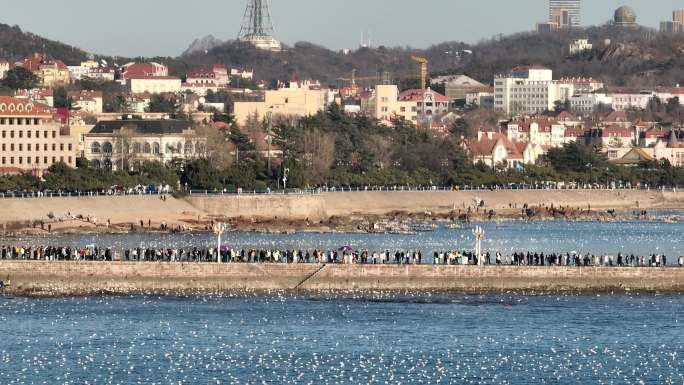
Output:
(2, 262), (684, 296)
(187, 190), (684, 220)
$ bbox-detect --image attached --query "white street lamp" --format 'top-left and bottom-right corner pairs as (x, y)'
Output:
(473, 226), (486, 266)
(213, 222), (229, 263)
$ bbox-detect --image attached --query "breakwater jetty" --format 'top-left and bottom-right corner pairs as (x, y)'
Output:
(2, 262), (684, 296)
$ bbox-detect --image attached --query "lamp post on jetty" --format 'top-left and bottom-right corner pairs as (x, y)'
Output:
(473, 226), (485, 266)
(213, 223), (229, 263)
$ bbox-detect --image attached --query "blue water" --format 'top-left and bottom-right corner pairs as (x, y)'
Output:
(1, 294), (683, 384)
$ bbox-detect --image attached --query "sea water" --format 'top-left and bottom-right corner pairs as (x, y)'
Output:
(0, 293), (682, 384)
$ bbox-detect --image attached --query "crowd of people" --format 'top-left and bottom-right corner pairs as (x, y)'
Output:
(1, 245), (683, 267)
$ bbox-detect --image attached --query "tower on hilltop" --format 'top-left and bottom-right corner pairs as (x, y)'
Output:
(238, 0), (282, 51)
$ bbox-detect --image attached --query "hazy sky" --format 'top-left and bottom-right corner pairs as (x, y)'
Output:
(1, 0), (682, 57)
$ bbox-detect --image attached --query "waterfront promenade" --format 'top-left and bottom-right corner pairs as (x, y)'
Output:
(2, 261), (684, 296)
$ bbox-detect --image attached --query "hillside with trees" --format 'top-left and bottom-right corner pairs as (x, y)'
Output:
(0, 23), (90, 65)
(2, 21), (684, 88)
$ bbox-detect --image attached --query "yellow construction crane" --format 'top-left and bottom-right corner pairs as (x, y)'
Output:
(411, 55), (428, 89)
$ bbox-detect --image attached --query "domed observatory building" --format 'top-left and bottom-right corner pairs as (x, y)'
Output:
(613, 6), (638, 27)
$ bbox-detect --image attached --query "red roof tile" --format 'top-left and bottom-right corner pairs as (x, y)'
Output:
(398, 89), (449, 103)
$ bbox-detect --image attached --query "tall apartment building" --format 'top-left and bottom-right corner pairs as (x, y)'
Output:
(549, 0), (581, 28)
(660, 9), (684, 33)
(0, 97), (75, 175)
(494, 66), (602, 116)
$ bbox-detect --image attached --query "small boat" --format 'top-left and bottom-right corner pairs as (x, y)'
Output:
(445, 223), (463, 230)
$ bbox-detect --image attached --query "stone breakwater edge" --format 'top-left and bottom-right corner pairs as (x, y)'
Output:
(2, 262), (684, 297)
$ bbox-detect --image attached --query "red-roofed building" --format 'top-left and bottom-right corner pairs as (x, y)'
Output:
(121, 62), (168, 80)
(464, 132), (524, 168)
(598, 125), (636, 147)
(0, 96), (75, 175)
(186, 67), (217, 86)
(398, 88), (450, 121)
(14, 53), (71, 87)
(643, 128), (671, 147)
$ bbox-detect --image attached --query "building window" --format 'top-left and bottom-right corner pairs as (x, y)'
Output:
(91, 142), (101, 154)
(1, 157), (4, 165)
(152, 142), (160, 154)
(133, 142), (141, 154)
(10, 131), (14, 138)
(60, 143), (64, 151)
(9, 144), (13, 151)
(52, 131), (56, 138)
(18, 144), (22, 151)
(68, 144), (72, 151)
(184, 142), (194, 154)
(35, 157), (39, 164)
(44, 131), (48, 138)
(52, 144), (56, 151)
(10, 157), (13, 165)
(27, 130), (31, 138)
(44, 156), (47, 164)
(102, 142), (113, 154)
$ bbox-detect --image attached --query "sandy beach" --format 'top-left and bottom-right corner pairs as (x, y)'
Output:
(0, 189), (683, 235)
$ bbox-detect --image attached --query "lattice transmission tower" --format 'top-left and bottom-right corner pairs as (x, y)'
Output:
(238, 0), (281, 51)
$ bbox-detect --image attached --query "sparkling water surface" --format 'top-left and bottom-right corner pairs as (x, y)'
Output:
(1, 294), (683, 384)
(2, 217), (684, 383)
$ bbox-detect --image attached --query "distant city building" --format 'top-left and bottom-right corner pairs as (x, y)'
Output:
(233, 81), (329, 126)
(86, 67), (115, 82)
(15, 53), (71, 87)
(361, 85), (418, 127)
(535, 22), (558, 33)
(431, 74), (487, 101)
(613, 6), (638, 27)
(569, 93), (613, 114)
(465, 90), (495, 108)
(121, 62), (169, 81)
(83, 120), (206, 170)
(398, 88), (450, 123)
(0, 96), (75, 175)
(549, 0), (581, 28)
(231, 67), (254, 80)
(68, 90), (103, 114)
(568, 39), (592, 55)
(493, 66), (602, 116)
(126, 76), (181, 94)
(660, 9), (684, 33)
